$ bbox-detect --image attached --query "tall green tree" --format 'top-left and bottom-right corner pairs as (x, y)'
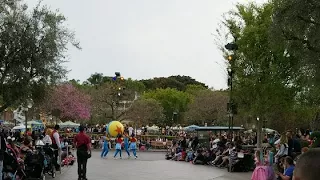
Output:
(143, 88), (190, 126)
(218, 2), (300, 130)
(0, 0), (79, 112)
(87, 73), (112, 86)
(87, 75), (145, 123)
(141, 75), (207, 91)
(185, 84), (208, 95)
(185, 90), (229, 126)
(271, 0), (320, 129)
(125, 98), (165, 126)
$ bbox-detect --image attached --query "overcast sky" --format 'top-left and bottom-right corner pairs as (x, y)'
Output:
(26, 0), (266, 89)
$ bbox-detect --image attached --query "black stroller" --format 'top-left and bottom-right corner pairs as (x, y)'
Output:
(3, 150), (25, 180)
(24, 149), (45, 180)
(42, 145), (56, 178)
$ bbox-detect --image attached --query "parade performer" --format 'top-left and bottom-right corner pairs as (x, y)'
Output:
(124, 132), (131, 158)
(130, 134), (138, 159)
(114, 134), (123, 159)
(101, 136), (110, 158)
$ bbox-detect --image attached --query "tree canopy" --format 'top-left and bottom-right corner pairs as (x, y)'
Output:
(217, 0), (320, 130)
(41, 84), (91, 121)
(0, 1), (79, 112)
(143, 88), (191, 126)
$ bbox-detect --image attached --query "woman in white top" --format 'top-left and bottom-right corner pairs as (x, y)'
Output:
(42, 128), (53, 145)
(275, 134), (288, 162)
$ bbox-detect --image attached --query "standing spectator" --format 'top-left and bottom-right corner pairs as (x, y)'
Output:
(286, 131), (301, 159)
(269, 131), (276, 146)
(43, 128), (53, 145)
(73, 125), (91, 180)
(51, 125), (61, 171)
(0, 130), (6, 180)
(275, 134), (288, 163)
(128, 126), (133, 136)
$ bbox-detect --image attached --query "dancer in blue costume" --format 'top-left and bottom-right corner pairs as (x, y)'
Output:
(114, 134), (123, 159)
(130, 134), (138, 159)
(101, 136), (110, 158)
(123, 132), (131, 158)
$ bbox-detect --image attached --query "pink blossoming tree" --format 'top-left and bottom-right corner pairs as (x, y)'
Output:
(45, 84), (91, 121)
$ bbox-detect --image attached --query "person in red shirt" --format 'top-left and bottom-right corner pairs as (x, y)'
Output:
(113, 134), (123, 159)
(73, 125), (91, 180)
(25, 128), (32, 136)
(129, 134), (138, 159)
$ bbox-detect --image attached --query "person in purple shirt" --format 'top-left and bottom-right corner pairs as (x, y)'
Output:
(277, 156), (294, 180)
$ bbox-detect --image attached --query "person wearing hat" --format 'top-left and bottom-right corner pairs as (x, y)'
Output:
(73, 125), (91, 180)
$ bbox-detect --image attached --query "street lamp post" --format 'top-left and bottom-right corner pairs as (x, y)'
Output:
(225, 42), (238, 137)
(24, 100), (33, 134)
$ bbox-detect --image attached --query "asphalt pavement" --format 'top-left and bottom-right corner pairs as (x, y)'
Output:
(51, 151), (251, 180)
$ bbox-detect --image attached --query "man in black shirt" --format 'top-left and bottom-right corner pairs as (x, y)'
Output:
(286, 131), (301, 159)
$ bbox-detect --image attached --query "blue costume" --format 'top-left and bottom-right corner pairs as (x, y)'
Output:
(101, 137), (109, 158)
(124, 135), (131, 157)
(114, 137), (123, 159)
(130, 136), (138, 158)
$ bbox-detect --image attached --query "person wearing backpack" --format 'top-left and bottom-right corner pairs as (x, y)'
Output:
(275, 134), (289, 173)
(275, 134), (289, 162)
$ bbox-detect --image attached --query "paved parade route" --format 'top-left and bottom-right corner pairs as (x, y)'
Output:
(52, 151), (251, 180)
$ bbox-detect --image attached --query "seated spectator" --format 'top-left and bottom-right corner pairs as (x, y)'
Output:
(203, 149), (214, 165)
(192, 149), (206, 164)
(212, 142), (232, 166)
(293, 149), (320, 180)
(277, 156), (294, 180)
(218, 143), (236, 168)
(180, 148), (187, 161)
(173, 148), (186, 161)
(20, 138), (33, 159)
(186, 149), (194, 162)
(6, 136), (20, 158)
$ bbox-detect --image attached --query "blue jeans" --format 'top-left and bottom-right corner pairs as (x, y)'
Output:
(114, 149), (122, 158)
(124, 145), (130, 156)
(131, 149), (137, 157)
(101, 148), (109, 157)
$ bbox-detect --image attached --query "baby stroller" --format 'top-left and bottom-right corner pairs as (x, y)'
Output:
(3, 151), (25, 180)
(24, 149), (45, 180)
(42, 145), (56, 178)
